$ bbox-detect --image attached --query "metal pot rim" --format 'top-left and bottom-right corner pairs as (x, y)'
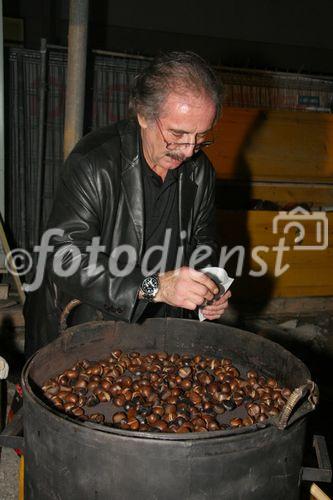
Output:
(22, 318), (313, 440)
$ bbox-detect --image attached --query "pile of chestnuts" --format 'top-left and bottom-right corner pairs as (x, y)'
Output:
(42, 350), (292, 433)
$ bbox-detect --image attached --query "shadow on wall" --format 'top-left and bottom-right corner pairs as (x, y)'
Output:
(214, 109), (275, 324)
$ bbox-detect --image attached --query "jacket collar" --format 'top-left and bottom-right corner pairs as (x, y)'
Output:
(117, 119), (141, 171)
(117, 119), (144, 254)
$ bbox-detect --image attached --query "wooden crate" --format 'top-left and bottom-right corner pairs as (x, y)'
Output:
(216, 210), (333, 299)
(207, 106), (333, 299)
(207, 107), (333, 206)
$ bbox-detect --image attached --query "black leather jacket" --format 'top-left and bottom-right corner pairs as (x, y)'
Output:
(24, 119), (218, 357)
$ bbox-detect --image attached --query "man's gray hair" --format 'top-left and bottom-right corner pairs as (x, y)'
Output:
(129, 51), (223, 123)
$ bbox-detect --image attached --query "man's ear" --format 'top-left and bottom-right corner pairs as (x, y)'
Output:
(137, 113), (148, 129)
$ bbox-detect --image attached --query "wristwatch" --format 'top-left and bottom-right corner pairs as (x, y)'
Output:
(140, 274), (160, 302)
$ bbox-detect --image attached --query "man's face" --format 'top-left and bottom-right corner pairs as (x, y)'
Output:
(138, 91), (216, 179)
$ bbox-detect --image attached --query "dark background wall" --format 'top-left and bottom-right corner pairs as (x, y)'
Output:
(4, 0), (333, 75)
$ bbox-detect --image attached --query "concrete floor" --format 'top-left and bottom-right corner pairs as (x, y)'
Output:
(0, 440), (20, 500)
(0, 308), (332, 499)
(0, 324), (23, 500)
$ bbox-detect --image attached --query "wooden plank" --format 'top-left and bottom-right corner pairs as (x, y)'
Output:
(207, 107), (333, 185)
(223, 297), (333, 324)
(310, 483), (331, 500)
(216, 210), (333, 298)
(0, 304), (24, 328)
(248, 296), (333, 317)
(0, 284), (9, 300)
(19, 456), (24, 500)
(216, 179), (333, 207)
(0, 299), (17, 309)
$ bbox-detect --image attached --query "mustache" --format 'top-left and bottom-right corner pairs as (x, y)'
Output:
(166, 152), (187, 162)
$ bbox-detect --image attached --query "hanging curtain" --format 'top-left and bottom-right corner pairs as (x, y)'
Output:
(92, 55), (148, 129)
(7, 48), (67, 251)
(42, 51), (67, 234)
(8, 48), (41, 252)
(7, 49), (149, 251)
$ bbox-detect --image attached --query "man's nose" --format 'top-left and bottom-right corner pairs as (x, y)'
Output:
(182, 143), (196, 157)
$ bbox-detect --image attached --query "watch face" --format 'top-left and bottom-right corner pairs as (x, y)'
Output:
(142, 275), (159, 295)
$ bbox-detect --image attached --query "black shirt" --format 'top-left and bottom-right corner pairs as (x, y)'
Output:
(140, 148), (182, 318)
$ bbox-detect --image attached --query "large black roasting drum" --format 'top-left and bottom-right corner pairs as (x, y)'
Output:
(22, 317), (318, 500)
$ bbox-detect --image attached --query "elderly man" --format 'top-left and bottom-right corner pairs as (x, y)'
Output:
(24, 51), (230, 358)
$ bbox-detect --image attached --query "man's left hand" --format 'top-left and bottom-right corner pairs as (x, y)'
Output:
(201, 291), (231, 321)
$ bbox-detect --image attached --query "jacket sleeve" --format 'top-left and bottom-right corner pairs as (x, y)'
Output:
(189, 157), (219, 268)
(45, 153), (146, 322)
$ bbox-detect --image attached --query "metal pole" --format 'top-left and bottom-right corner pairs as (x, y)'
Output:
(35, 38), (48, 246)
(63, 0), (89, 160)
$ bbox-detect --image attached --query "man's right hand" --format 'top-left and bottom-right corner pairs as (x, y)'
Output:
(154, 267), (219, 310)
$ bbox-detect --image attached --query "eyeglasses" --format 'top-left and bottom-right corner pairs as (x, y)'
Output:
(155, 119), (214, 152)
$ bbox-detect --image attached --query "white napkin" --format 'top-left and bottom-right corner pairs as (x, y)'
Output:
(0, 356), (9, 379)
(198, 267), (234, 321)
